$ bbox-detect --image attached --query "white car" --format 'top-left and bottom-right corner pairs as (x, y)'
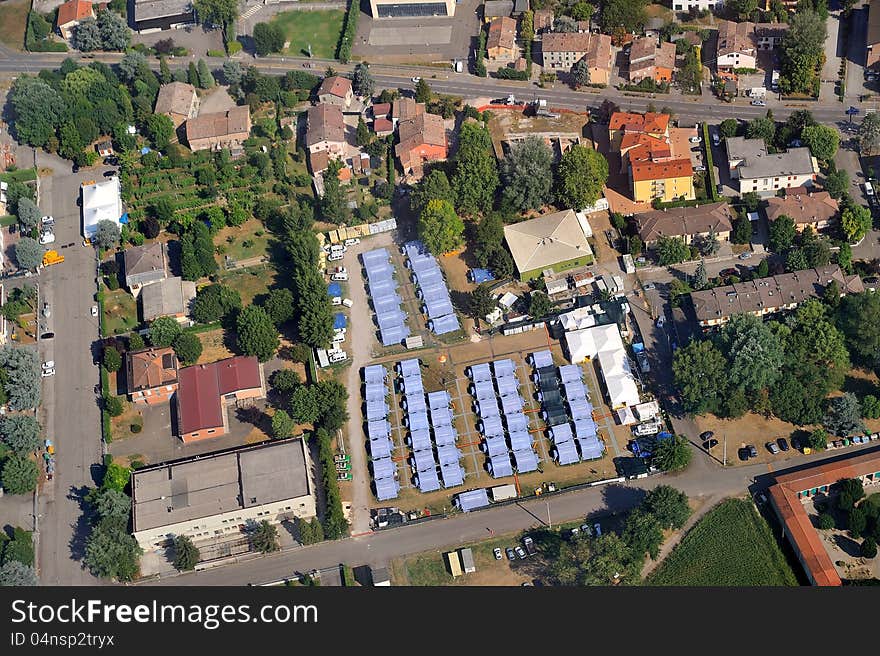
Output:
(39, 231), (56, 245)
(90, 305), (98, 317)
(694, 165), (706, 172)
(411, 77), (421, 83)
(329, 351), (348, 363)
(343, 238), (360, 246)
(42, 360), (55, 370)
(750, 99), (766, 106)
(342, 298), (353, 308)
(689, 136), (701, 144)
(738, 252), (753, 260)
(41, 215), (55, 226)
(330, 272), (349, 282)
(331, 296), (342, 306)
(335, 327), (347, 336)
(41, 368), (55, 378)
(41, 303), (50, 318)
(327, 252), (344, 262)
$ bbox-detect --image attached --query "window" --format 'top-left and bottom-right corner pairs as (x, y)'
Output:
(207, 429), (215, 434)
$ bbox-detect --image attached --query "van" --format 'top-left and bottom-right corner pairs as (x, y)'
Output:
(865, 181), (875, 197)
(331, 296), (342, 305)
(327, 252), (344, 262)
(330, 244), (346, 253)
(343, 238), (360, 246)
(329, 351), (348, 363)
(331, 272), (349, 281)
(342, 298), (353, 308)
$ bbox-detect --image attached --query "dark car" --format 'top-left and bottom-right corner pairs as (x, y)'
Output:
(700, 431), (714, 441)
(103, 170), (117, 177)
(747, 444), (758, 458)
(506, 547), (516, 561)
(791, 435), (802, 451)
(40, 332), (55, 340)
(716, 184), (724, 195)
(738, 447), (750, 462)
(766, 441), (780, 454)
(777, 437), (790, 452)
(720, 267), (738, 277)
(703, 438), (718, 450)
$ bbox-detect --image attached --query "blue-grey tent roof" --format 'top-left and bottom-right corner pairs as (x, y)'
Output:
(377, 308), (406, 325)
(504, 412), (530, 433)
(369, 437), (393, 459)
(368, 279), (398, 296)
(554, 440), (580, 465)
(476, 401), (500, 419)
(403, 374), (425, 395)
(363, 248), (390, 266)
(334, 313), (347, 329)
(508, 431), (533, 452)
(550, 423), (574, 444)
(433, 424), (457, 446)
(577, 435), (605, 460)
(468, 363), (492, 381)
(366, 399), (389, 421)
(411, 448), (436, 472)
(436, 444), (462, 466)
(409, 257), (438, 275)
(403, 240), (427, 256)
(440, 463), (465, 488)
(328, 282), (342, 297)
(423, 298), (455, 320)
(365, 382), (387, 402)
(405, 411), (430, 432)
(427, 391), (451, 409)
(430, 314), (460, 335)
(415, 468), (441, 492)
(531, 350), (553, 369)
(416, 280), (446, 298)
(403, 392), (426, 412)
(367, 419), (390, 440)
(564, 381), (588, 402)
(569, 399), (593, 421)
(495, 378), (521, 398)
(398, 358), (421, 378)
(380, 325), (410, 346)
(500, 394), (524, 414)
(559, 364), (583, 384)
(363, 364), (387, 385)
(482, 435), (509, 457)
(456, 488), (491, 512)
(488, 455), (514, 478)
(573, 417), (598, 438)
(479, 415), (505, 436)
(408, 429), (433, 451)
(371, 457), (397, 479)
(472, 380), (497, 401)
(512, 448), (538, 473)
(544, 407), (569, 427)
(375, 476), (400, 501)
(493, 359), (516, 378)
(429, 406), (453, 427)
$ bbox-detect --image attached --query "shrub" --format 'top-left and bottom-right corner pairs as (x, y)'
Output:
(817, 513), (835, 530)
(129, 423), (142, 433)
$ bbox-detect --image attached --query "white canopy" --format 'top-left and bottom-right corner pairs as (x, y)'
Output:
(81, 177), (122, 238)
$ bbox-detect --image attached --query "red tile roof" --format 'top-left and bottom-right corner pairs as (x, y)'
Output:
(318, 76), (352, 99)
(177, 356), (261, 434)
(609, 111), (670, 134)
(372, 102), (392, 118)
(374, 117), (393, 133)
(630, 159), (693, 182)
(57, 0), (93, 25)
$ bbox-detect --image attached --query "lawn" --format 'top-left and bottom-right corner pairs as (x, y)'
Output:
(215, 219), (274, 264)
(269, 10), (345, 59)
(646, 498), (799, 586)
(0, 0), (28, 50)
(215, 264), (277, 306)
(102, 288), (139, 336)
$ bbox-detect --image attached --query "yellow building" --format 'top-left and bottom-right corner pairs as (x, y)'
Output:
(631, 162), (696, 203)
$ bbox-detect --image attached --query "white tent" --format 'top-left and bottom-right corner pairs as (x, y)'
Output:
(558, 307), (598, 332)
(565, 324), (639, 409)
(81, 177), (122, 238)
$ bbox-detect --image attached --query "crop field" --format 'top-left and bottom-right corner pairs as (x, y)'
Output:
(646, 498), (799, 586)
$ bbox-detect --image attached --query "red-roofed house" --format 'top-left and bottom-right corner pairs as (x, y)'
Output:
(317, 76), (354, 108)
(395, 105), (448, 180)
(176, 356), (265, 442)
(57, 0), (94, 40)
(373, 117), (394, 137)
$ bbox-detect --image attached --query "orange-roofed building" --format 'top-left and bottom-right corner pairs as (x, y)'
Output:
(57, 0), (95, 40)
(395, 105), (448, 180)
(767, 450), (880, 586)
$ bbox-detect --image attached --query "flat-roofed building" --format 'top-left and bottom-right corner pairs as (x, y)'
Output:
(370, 0), (456, 18)
(132, 0), (194, 31)
(131, 438), (316, 551)
(140, 276), (196, 322)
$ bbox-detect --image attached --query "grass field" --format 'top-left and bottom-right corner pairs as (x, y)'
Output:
(215, 219), (274, 263)
(215, 264), (276, 306)
(646, 498), (799, 586)
(0, 0), (28, 50)
(102, 288), (139, 336)
(269, 10), (345, 59)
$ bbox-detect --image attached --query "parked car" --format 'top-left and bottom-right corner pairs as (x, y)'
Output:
(593, 522), (602, 536)
(103, 170), (117, 177)
(777, 437), (790, 452)
(738, 447), (750, 461)
(738, 252), (752, 260)
(330, 272), (349, 281)
(329, 350), (348, 363)
(39, 231), (56, 245)
(720, 267), (738, 277)
(716, 183), (724, 195)
(569, 526), (580, 539)
(515, 546), (527, 559)
(41, 303), (50, 318)
(750, 99), (766, 106)
(41, 215), (55, 226)
(493, 547), (503, 560)
(344, 238), (360, 246)
(506, 547), (516, 561)
(747, 444), (758, 458)
(791, 435), (803, 451)
(42, 360), (54, 370)
(342, 298), (353, 308)
(643, 282), (656, 290)
(712, 133), (721, 147)
(411, 77), (421, 83)
(327, 253), (344, 262)
(689, 135), (702, 143)
(700, 431), (714, 440)
(90, 305), (98, 317)
(703, 438), (718, 450)
(766, 441), (780, 454)
(40, 332), (54, 340)
(523, 536), (536, 556)
(41, 368), (55, 377)
(694, 165), (706, 172)
(331, 296), (342, 306)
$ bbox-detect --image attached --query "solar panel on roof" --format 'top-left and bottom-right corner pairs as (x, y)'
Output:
(512, 449), (538, 473)
(531, 350), (553, 368)
(457, 488), (491, 512)
(488, 455), (513, 478)
(554, 440), (580, 465)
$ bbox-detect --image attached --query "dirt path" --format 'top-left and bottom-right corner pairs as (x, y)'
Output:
(639, 493), (721, 580)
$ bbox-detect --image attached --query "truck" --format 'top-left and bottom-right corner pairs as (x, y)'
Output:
(771, 69), (780, 91)
(41, 250), (64, 267)
(459, 547), (476, 573)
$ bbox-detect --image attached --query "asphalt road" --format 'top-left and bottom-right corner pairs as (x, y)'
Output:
(33, 151), (105, 585)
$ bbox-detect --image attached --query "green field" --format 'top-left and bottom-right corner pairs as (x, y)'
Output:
(269, 10), (345, 59)
(646, 498), (799, 586)
(216, 264), (277, 306)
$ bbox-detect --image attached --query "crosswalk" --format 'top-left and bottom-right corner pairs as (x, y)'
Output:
(239, 3), (263, 20)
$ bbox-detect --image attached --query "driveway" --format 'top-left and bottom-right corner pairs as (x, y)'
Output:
(132, 25), (225, 59)
(845, 4), (870, 103)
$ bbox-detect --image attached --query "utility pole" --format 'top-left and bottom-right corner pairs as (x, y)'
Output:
(723, 432), (727, 467)
(546, 500), (552, 529)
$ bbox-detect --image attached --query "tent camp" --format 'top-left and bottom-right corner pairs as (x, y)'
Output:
(81, 177), (123, 238)
(565, 324), (639, 409)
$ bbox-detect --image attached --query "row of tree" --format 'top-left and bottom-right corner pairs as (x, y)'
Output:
(0, 526), (37, 586)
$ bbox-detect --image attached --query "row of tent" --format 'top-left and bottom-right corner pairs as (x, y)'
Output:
(403, 241), (460, 336)
(397, 358), (465, 492)
(467, 358), (540, 478)
(362, 248), (411, 347)
(528, 350), (605, 465)
(363, 364), (401, 501)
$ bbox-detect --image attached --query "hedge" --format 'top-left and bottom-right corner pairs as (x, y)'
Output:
(475, 29), (487, 77)
(702, 122), (720, 201)
(336, 0), (359, 63)
(207, 49), (226, 58)
(495, 68), (529, 80)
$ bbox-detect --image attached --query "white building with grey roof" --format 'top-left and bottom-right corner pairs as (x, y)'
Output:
(131, 438), (316, 551)
(725, 137), (818, 194)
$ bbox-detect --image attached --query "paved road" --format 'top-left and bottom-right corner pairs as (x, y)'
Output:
(33, 152), (105, 585)
(845, 4), (869, 104)
(144, 440), (880, 585)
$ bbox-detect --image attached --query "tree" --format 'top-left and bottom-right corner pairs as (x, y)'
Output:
(656, 235), (690, 265)
(695, 229), (719, 257)
(194, 0), (238, 26)
(271, 369), (300, 393)
(92, 488), (131, 520)
(818, 512), (835, 530)
(824, 392), (865, 437)
(768, 214), (797, 252)
(117, 51), (147, 83)
(806, 428), (828, 451)
(725, 0), (758, 19)
(622, 508), (664, 561)
(849, 506), (868, 539)
(801, 124), (839, 161)
(673, 340), (728, 414)
(838, 292), (880, 367)
(720, 313), (785, 393)
(452, 123), (499, 215)
(528, 291), (551, 319)
(271, 409), (295, 439)
(145, 113), (174, 150)
(469, 284), (496, 318)
(290, 386), (319, 424)
(862, 537), (878, 558)
(779, 10), (826, 95)
(490, 248), (514, 279)
(552, 532), (639, 586)
(692, 260), (708, 290)
(862, 394), (880, 419)
(251, 520), (279, 553)
(570, 1), (595, 20)
(102, 346), (122, 372)
(556, 145), (609, 209)
(149, 316), (182, 347)
(72, 18), (102, 52)
(172, 535), (200, 571)
(295, 269), (334, 349)
(500, 136), (554, 212)
(642, 485), (691, 530)
(860, 111), (880, 155)
(262, 288), (295, 326)
(9, 76), (66, 149)
(84, 515), (141, 581)
(756, 258), (769, 278)
(97, 10), (130, 51)
(222, 60), (244, 86)
(159, 56), (172, 84)
(1, 456), (38, 495)
(320, 161), (348, 224)
(298, 517), (324, 545)
(187, 61), (199, 87)
(414, 78), (431, 103)
(599, 0), (647, 34)
(0, 560), (38, 586)
(3, 527), (34, 566)
(730, 214), (752, 244)
(103, 393), (124, 417)
(128, 332), (145, 351)
(418, 199), (464, 255)
(351, 62), (374, 97)
(840, 203), (872, 244)
(473, 212), (504, 267)
(253, 22), (285, 56)
(356, 116), (370, 147)
(0, 346), (41, 411)
(94, 220), (121, 250)
(837, 477), (865, 511)
(102, 462), (130, 492)
(191, 284), (241, 323)
(411, 170), (455, 217)
(654, 434), (692, 472)
(570, 57), (591, 88)
(16, 198), (41, 231)
(172, 332), (203, 366)
(823, 169), (849, 199)
(746, 117), (776, 144)
(196, 59), (214, 88)
(0, 415), (41, 455)
(719, 119), (739, 139)
(554, 16), (578, 32)
(14, 238), (42, 271)
(236, 305), (279, 362)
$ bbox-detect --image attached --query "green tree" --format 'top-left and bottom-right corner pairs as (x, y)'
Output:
(418, 199), (464, 254)
(768, 214), (797, 252)
(0, 560), (38, 586)
(725, 0), (758, 19)
(779, 10), (826, 94)
(320, 161), (348, 224)
(84, 515), (141, 581)
(172, 535), (200, 571)
(102, 346), (122, 373)
(731, 215), (752, 244)
(859, 111), (880, 155)
(172, 332), (203, 366)
(719, 313), (784, 393)
(14, 237), (42, 271)
(91, 488), (131, 520)
(0, 415), (41, 455)
(692, 260), (708, 290)
(414, 78), (432, 103)
(862, 537), (878, 558)
(849, 506), (868, 539)
(756, 258), (769, 278)
(146, 113), (174, 150)
(528, 291), (551, 319)
(570, 2), (595, 21)
(452, 123), (499, 215)
(3, 527), (35, 566)
(642, 485), (691, 530)
(187, 61), (199, 87)
(818, 512), (835, 530)
(570, 57), (591, 88)
(410, 170), (455, 217)
(72, 18), (102, 52)
(823, 392), (865, 437)
(469, 284), (496, 319)
(271, 368), (300, 393)
(656, 235), (690, 265)
(837, 477), (865, 511)
(490, 248), (514, 279)
(149, 316), (182, 347)
(159, 56), (172, 84)
(555, 145), (608, 209)
(823, 169), (849, 199)
(673, 340), (728, 414)
(194, 0), (238, 27)
(298, 516), (324, 545)
(191, 284), (242, 323)
(801, 124), (839, 161)
(473, 212), (504, 267)
(356, 116), (370, 147)
(746, 117), (776, 144)
(0, 346), (42, 411)
(861, 394), (880, 419)
(622, 508), (664, 561)
(807, 428), (829, 451)
(653, 434), (692, 472)
(290, 386), (319, 424)
(253, 22), (285, 56)
(16, 197), (41, 232)
(97, 9), (130, 51)
(837, 292), (880, 367)
(1, 456), (39, 495)
(262, 288), (295, 326)
(719, 119), (739, 138)
(552, 532), (639, 586)
(251, 520), (279, 553)
(500, 135), (555, 212)
(599, 0), (647, 33)
(128, 332), (145, 351)
(840, 204), (872, 244)
(271, 409), (295, 439)
(236, 305), (279, 362)
(295, 269), (334, 348)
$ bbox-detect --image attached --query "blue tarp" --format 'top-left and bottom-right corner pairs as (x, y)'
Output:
(328, 282), (343, 297)
(456, 488), (491, 512)
(140, 146), (151, 155)
(469, 268), (495, 284)
(119, 212), (129, 225)
(334, 313), (347, 329)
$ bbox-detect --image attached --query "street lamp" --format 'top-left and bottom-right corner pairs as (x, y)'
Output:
(546, 500), (552, 529)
